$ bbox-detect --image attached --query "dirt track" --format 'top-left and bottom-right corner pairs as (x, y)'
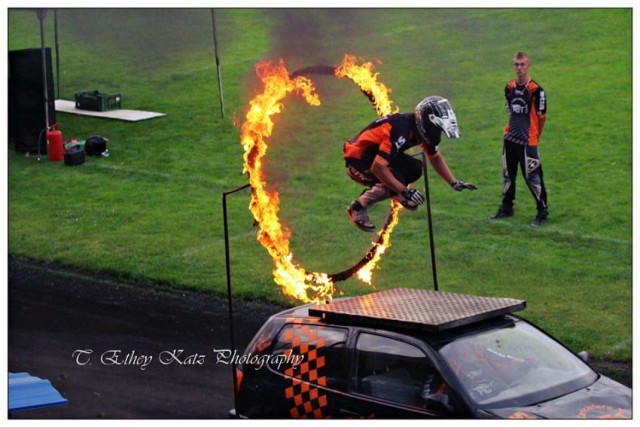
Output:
(8, 256), (284, 419)
(7, 256), (631, 419)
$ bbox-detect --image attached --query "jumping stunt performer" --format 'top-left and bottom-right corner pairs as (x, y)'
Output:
(344, 96), (477, 232)
(490, 51), (549, 227)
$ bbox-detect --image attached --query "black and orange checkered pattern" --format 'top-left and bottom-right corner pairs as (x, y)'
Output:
(282, 322), (329, 418)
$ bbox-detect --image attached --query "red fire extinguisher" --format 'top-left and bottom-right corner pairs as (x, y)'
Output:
(47, 124), (64, 162)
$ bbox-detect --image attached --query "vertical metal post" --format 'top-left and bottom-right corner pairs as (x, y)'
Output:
(54, 9), (60, 99)
(210, 9), (225, 118)
(222, 183), (250, 413)
(37, 9), (50, 161)
(421, 152), (439, 291)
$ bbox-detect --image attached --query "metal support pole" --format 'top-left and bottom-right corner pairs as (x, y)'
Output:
(421, 152), (439, 291)
(222, 183), (251, 412)
(54, 9), (60, 99)
(37, 9), (50, 161)
(210, 9), (225, 119)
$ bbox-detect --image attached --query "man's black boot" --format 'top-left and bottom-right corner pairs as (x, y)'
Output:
(490, 205), (514, 219)
(531, 209), (549, 227)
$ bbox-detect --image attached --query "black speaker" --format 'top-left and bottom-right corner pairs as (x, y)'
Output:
(9, 48), (56, 154)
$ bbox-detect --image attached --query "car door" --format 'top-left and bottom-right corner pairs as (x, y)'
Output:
(265, 322), (351, 418)
(337, 330), (467, 419)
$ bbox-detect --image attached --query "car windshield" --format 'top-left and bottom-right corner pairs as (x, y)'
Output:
(438, 320), (598, 408)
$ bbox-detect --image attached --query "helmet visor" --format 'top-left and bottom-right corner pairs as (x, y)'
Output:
(429, 99), (460, 138)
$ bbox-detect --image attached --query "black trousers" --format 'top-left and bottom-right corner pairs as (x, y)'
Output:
(346, 153), (423, 188)
(501, 140), (548, 212)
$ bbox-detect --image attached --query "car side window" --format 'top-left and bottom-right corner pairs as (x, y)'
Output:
(354, 333), (446, 409)
(270, 323), (348, 390)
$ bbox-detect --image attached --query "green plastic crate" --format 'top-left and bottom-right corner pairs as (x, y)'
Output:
(74, 90), (122, 112)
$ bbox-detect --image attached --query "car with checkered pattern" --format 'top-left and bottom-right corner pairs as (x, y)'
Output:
(229, 289), (631, 419)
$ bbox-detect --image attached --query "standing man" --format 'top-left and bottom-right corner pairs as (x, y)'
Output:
(344, 96), (477, 232)
(491, 51), (549, 227)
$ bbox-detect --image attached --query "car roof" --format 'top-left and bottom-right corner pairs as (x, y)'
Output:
(280, 288), (525, 333)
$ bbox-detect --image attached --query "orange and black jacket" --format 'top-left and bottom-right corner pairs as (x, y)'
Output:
(344, 113), (440, 167)
(503, 79), (547, 146)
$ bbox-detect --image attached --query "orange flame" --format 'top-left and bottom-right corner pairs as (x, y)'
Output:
(240, 56), (403, 303)
(335, 54), (400, 116)
(356, 201), (402, 284)
(241, 60), (332, 303)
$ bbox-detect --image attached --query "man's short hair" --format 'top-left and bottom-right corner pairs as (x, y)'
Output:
(514, 51), (529, 60)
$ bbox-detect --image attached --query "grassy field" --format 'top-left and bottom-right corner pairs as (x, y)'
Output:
(8, 9), (632, 361)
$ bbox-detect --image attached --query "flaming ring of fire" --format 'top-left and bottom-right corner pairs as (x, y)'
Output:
(240, 55), (403, 303)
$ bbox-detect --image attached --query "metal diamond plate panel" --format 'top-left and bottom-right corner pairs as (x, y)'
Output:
(308, 288), (525, 332)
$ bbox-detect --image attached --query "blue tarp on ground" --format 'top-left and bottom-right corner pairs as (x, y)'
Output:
(8, 372), (68, 413)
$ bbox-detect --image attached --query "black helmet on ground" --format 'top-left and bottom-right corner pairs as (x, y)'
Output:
(85, 135), (110, 157)
(415, 96), (460, 141)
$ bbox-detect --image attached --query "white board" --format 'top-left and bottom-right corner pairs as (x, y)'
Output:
(55, 100), (166, 122)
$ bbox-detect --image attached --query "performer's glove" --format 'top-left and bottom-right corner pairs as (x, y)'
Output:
(451, 181), (477, 191)
(402, 187), (425, 205)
